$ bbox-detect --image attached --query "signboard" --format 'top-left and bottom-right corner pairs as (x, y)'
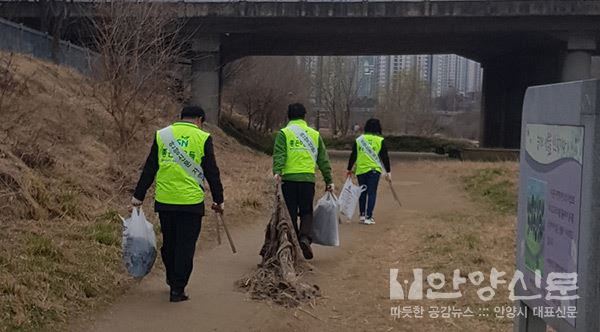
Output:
(516, 80), (600, 332)
(518, 124), (583, 327)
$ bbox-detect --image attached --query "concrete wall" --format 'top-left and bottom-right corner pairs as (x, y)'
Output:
(592, 56), (600, 79)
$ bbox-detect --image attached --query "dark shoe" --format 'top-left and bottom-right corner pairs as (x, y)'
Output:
(299, 237), (314, 260)
(170, 291), (189, 303)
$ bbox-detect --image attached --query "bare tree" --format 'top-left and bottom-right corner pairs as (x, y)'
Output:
(221, 58), (252, 118)
(34, 0), (71, 63)
(320, 56), (360, 136)
(87, 1), (187, 147)
(223, 57), (311, 133)
(377, 69), (440, 136)
(0, 54), (30, 140)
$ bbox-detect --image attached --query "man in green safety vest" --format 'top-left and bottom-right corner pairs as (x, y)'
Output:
(272, 103), (334, 260)
(131, 106), (224, 302)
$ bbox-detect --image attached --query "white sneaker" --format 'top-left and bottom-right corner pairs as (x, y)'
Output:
(364, 218), (376, 225)
(359, 215), (366, 224)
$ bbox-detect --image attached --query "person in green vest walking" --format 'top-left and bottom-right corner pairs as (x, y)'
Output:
(131, 106), (224, 302)
(273, 103), (334, 260)
(346, 118), (391, 225)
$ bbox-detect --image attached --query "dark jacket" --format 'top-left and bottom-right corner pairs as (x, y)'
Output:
(133, 133), (224, 215)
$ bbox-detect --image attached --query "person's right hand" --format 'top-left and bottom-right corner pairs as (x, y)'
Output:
(346, 170), (353, 178)
(131, 197), (143, 207)
(273, 174), (281, 183)
(212, 202), (225, 214)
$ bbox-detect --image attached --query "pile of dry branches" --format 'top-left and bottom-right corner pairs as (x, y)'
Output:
(237, 186), (321, 307)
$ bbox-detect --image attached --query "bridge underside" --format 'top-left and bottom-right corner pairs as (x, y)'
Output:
(196, 16), (598, 148)
(3, 2), (599, 148)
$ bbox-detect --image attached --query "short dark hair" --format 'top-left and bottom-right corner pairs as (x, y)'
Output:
(180, 106), (205, 121)
(288, 103), (306, 120)
(364, 118), (382, 135)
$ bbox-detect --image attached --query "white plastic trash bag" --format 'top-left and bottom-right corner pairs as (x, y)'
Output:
(338, 177), (366, 221)
(122, 207), (157, 278)
(311, 192), (340, 247)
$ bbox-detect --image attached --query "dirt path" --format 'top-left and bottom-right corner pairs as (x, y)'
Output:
(78, 161), (480, 332)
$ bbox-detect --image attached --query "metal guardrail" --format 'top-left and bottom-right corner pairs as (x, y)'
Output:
(0, 17), (97, 75)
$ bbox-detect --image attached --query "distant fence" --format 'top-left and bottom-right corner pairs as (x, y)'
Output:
(0, 17), (97, 75)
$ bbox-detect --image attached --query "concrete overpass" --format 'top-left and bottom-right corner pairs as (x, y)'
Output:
(2, 0), (600, 147)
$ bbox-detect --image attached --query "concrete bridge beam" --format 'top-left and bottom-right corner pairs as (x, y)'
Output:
(562, 35), (597, 81)
(191, 34), (222, 125)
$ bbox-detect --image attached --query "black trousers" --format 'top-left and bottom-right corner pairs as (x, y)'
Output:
(281, 181), (315, 242)
(158, 211), (202, 292)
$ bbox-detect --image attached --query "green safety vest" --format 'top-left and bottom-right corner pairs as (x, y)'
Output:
(155, 122), (209, 205)
(355, 133), (384, 175)
(281, 119), (320, 175)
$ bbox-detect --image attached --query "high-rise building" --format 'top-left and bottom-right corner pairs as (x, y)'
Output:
(431, 55), (448, 98)
(376, 56), (391, 102)
(303, 54), (482, 109)
(466, 59), (483, 94)
(416, 55), (433, 83)
(357, 56), (376, 99)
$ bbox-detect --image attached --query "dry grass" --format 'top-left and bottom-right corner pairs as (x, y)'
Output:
(274, 160), (522, 332)
(404, 161), (519, 331)
(0, 52), (270, 332)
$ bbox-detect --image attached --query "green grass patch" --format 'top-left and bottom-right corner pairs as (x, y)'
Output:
(220, 116), (276, 155)
(26, 234), (63, 262)
(324, 135), (475, 153)
(89, 209), (122, 246)
(221, 114), (476, 155)
(462, 167), (518, 214)
(57, 190), (81, 218)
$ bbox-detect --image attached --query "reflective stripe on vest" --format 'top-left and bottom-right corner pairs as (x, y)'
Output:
(155, 122), (209, 205)
(281, 119), (320, 175)
(158, 126), (205, 190)
(355, 134), (384, 176)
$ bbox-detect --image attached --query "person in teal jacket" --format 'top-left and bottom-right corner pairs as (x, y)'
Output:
(272, 103), (333, 260)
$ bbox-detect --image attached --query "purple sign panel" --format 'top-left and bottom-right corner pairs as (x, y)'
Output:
(517, 124), (584, 327)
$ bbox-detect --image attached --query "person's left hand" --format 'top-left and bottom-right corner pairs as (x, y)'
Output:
(385, 173), (392, 182)
(326, 183), (335, 192)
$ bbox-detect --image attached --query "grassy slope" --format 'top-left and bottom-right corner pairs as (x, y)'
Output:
(403, 161), (519, 331)
(0, 53), (270, 332)
(220, 112), (477, 156)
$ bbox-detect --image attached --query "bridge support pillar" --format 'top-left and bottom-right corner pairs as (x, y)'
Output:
(562, 35), (596, 82)
(191, 35), (222, 125)
(481, 61), (531, 148)
(481, 54), (563, 148)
